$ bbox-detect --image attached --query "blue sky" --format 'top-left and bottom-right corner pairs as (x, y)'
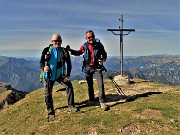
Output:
(0, 0), (179, 57)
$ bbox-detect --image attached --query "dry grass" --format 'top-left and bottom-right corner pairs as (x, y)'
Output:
(0, 78), (179, 135)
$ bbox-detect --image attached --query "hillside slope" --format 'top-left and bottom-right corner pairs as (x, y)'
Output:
(0, 78), (179, 135)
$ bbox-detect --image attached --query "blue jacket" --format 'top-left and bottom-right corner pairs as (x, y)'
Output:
(40, 44), (71, 81)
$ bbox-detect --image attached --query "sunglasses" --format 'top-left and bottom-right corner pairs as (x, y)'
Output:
(53, 40), (62, 43)
(86, 35), (95, 39)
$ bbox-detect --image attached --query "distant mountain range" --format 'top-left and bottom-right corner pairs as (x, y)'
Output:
(0, 55), (179, 92)
(0, 56), (42, 92)
(70, 55), (180, 86)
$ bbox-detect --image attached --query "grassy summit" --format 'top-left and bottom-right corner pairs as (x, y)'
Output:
(0, 78), (179, 135)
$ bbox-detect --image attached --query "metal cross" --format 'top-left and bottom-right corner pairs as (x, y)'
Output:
(107, 15), (135, 76)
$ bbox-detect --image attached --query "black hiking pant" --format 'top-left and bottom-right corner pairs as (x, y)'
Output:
(43, 76), (75, 112)
(86, 69), (106, 103)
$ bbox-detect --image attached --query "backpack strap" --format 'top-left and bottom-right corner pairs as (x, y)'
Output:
(94, 38), (102, 61)
(40, 44), (53, 82)
(61, 47), (67, 75)
(83, 42), (89, 64)
(82, 42), (91, 73)
(45, 44), (53, 64)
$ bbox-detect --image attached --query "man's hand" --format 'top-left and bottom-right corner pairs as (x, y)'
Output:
(63, 75), (70, 82)
(66, 45), (71, 51)
(44, 66), (49, 72)
(45, 52), (50, 61)
(98, 59), (104, 66)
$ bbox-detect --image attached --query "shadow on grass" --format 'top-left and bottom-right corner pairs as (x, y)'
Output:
(108, 91), (163, 108)
(75, 98), (100, 109)
(75, 91), (163, 110)
(55, 106), (68, 111)
(54, 87), (162, 111)
(55, 88), (66, 92)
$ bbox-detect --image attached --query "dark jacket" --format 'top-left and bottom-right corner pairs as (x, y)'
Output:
(70, 39), (107, 68)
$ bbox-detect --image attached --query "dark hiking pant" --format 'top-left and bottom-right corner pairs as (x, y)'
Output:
(86, 70), (106, 103)
(43, 76), (75, 112)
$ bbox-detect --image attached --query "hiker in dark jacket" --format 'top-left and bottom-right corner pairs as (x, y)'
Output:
(67, 30), (109, 111)
(40, 34), (78, 116)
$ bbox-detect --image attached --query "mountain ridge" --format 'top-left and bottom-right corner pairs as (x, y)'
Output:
(0, 55), (179, 92)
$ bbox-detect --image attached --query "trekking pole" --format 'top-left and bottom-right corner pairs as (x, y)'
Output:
(101, 65), (127, 99)
(45, 52), (51, 89)
(45, 52), (55, 122)
(102, 65), (136, 101)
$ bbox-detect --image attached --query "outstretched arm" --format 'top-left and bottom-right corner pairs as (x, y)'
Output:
(66, 44), (84, 56)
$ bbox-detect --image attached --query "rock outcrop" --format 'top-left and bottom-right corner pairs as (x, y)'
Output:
(0, 82), (28, 109)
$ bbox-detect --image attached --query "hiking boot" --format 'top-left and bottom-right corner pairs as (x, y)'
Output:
(100, 103), (109, 111)
(68, 105), (78, 112)
(86, 100), (96, 106)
